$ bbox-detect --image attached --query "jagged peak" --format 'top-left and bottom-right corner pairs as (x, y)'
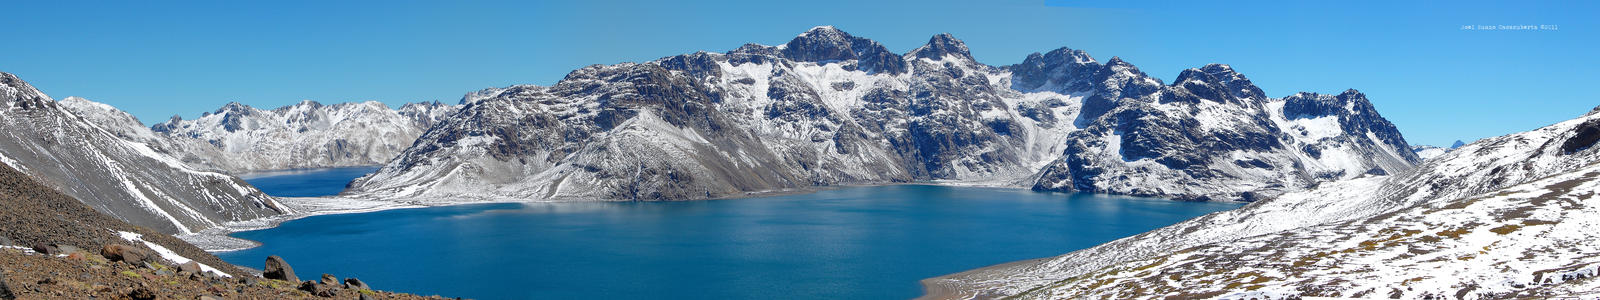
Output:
(213, 101), (256, 115)
(779, 26), (906, 74)
(910, 33), (973, 61)
(788, 25), (854, 47)
(1, 71), (52, 108)
(800, 25), (843, 37)
(1173, 64), (1266, 101)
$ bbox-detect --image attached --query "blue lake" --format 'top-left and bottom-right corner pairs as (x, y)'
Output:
(238, 166), (381, 197)
(229, 169), (1241, 300)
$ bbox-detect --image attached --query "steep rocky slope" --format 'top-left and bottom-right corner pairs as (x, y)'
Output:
(923, 106), (1600, 299)
(349, 26), (1417, 202)
(148, 100), (457, 173)
(0, 72), (285, 234)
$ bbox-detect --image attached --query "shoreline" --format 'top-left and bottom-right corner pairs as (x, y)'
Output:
(191, 180), (1226, 252)
(189, 180), (1245, 299)
(190, 180), (1036, 252)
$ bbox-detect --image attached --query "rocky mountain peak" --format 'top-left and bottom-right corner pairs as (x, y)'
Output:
(1172, 64), (1266, 102)
(214, 102), (254, 115)
(1008, 47), (1102, 93)
(780, 26), (907, 74)
(910, 33), (973, 61)
(1, 72), (53, 110)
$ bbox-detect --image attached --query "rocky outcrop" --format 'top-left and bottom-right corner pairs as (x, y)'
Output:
(350, 26), (1418, 203)
(0, 72), (285, 234)
(263, 255), (298, 282)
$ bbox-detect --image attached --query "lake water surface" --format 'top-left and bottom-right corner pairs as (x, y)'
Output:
(228, 169), (1241, 299)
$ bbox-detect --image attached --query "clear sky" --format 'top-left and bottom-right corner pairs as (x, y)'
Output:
(2, 0), (1593, 146)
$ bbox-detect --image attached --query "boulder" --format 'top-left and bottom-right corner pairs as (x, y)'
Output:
(263, 255), (298, 282)
(30, 243), (58, 255)
(1, 268), (15, 300)
(320, 273), (338, 285)
(100, 244), (151, 264)
(125, 287), (156, 300)
(343, 277), (371, 291)
(298, 280), (335, 297)
(178, 261), (203, 274)
(360, 294), (377, 300)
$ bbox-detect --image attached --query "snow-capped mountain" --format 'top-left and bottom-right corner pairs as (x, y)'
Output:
(924, 106), (1600, 299)
(348, 26), (1418, 203)
(151, 100), (458, 173)
(0, 72), (286, 234)
(1412, 139), (1466, 160)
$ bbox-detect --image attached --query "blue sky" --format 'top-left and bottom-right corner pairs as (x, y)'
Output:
(2, 0), (1593, 146)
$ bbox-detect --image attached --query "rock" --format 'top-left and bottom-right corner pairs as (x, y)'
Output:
(360, 294), (377, 300)
(320, 273), (338, 285)
(55, 245), (80, 255)
(30, 243), (59, 255)
(343, 277), (370, 291)
(198, 295), (224, 300)
(100, 244), (151, 264)
(126, 287), (156, 300)
(263, 255), (298, 282)
(178, 261), (203, 274)
(0, 268), (14, 300)
(298, 280), (335, 297)
(0, 236), (11, 246)
(237, 276), (258, 286)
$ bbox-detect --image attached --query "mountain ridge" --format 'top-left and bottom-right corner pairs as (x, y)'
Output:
(346, 26), (1418, 203)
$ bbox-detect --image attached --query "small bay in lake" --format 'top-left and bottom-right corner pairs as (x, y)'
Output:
(230, 168), (1241, 299)
(238, 166), (381, 197)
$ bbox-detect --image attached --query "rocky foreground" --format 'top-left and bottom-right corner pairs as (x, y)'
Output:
(0, 162), (459, 299)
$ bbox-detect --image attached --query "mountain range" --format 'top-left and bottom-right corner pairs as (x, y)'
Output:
(345, 26), (1418, 203)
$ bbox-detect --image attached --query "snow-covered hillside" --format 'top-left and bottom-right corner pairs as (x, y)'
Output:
(150, 100), (457, 173)
(1412, 140), (1465, 160)
(349, 26), (1418, 203)
(0, 72), (286, 234)
(924, 106), (1600, 299)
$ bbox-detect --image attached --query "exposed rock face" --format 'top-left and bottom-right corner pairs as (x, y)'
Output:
(348, 26), (1418, 203)
(0, 72), (285, 234)
(262, 255), (298, 283)
(925, 107), (1600, 299)
(143, 100), (458, 173)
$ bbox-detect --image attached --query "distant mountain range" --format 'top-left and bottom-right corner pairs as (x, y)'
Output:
(149, 100), (456, 173)
(345, 26), (1418, 203)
